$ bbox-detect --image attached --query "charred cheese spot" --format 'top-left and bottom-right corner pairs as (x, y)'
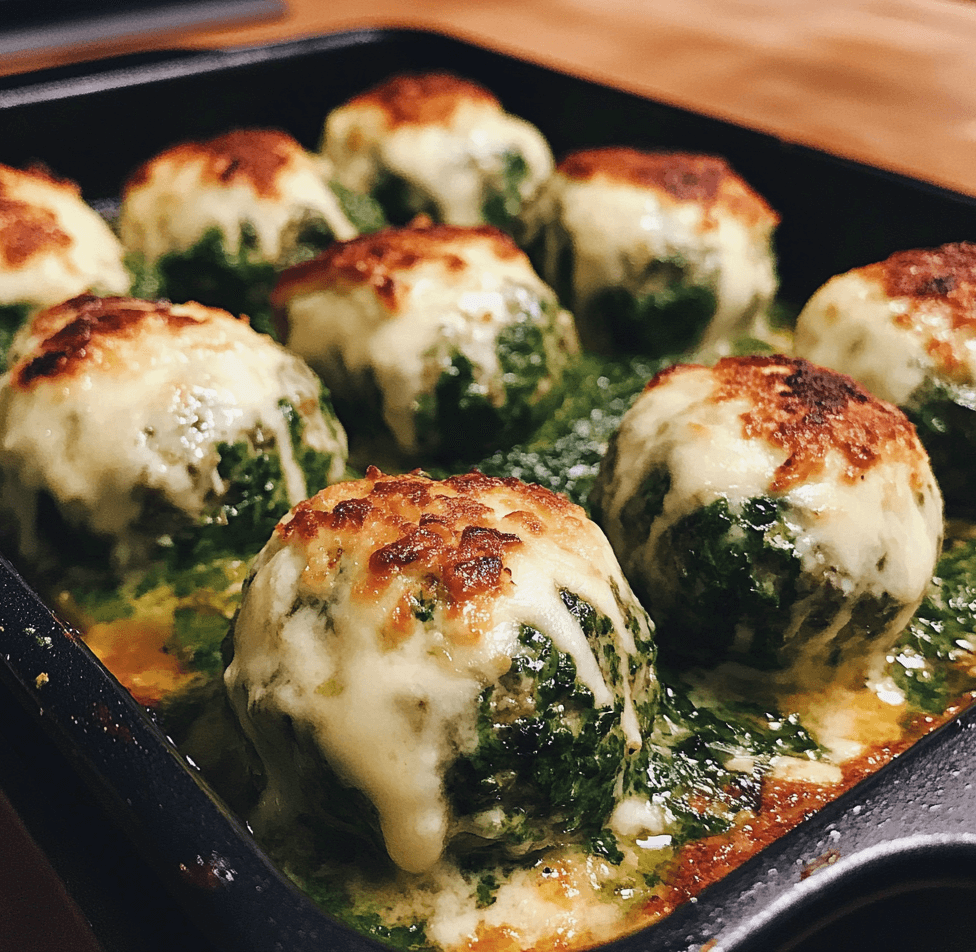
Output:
(119, 127), (357, 267)
(272, 223), (521, 313)
(345, 72), (501, 128)
(794, 241), (976, 514)
(0, 295), (348, 575)
(0, 164), (128, 311)
(273, 223), (578, 458)
(557, 149), (777, 229)
(322, 72), (553, 228)
(876, 241), (976, 319)
(696, 355), (924, 492)
(0, 196), (71, 267)
(225, 468), (657, 875)
(126, 129), (300, 198)
(279, 467), (580, 624)
(796, 242), (976, 395)
(592, 354), (942, 688)
(14, 295), (199, 388)
(518, 148), (778, 356)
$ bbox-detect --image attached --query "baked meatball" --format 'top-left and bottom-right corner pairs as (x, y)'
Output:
(118, 129), (378, 328)
(271, 223), (578, 459)
(0, 295), (347, 575)
(0, 164), (129, 360)
(321, 72), (554, 230)
(224, 468), (658, 874)
(794, 241), (976, 514)
(519, 149), (779, 356)
(591, 355), (943, 687)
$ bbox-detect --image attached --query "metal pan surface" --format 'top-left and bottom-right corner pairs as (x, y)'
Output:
(1, 27), (975, 952)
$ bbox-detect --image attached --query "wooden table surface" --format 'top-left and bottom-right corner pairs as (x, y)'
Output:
(3, 0), (976, 199)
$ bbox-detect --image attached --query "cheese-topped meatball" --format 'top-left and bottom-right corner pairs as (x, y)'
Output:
(591, 355), (942, 687)
(519, 149), (779, 356)
(224, 468), (658, 874)
(794, 241), (976, 514)
(0, 164), (128, 355)
(0, 295), (348, 575)
(321, 72), (554, 231)
(272, 223), (578, 459)
(118, 129), (377, 327)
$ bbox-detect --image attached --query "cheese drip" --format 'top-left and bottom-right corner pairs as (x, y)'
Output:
(225, 471), (657, 873)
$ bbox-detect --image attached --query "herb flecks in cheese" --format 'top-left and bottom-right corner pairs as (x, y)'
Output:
(592, 355), (943, 688)
(224, 468), (658, 875)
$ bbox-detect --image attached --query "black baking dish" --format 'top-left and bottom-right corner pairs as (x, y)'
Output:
(1, 27), (976, 952)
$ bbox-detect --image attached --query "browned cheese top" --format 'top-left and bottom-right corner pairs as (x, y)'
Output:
(649, 355), (925, 492)
(271, 222), (524, 313)
(12, 295), (241, 390)
(0, 165), (76, 268)
(557, 148), (779, 229)
(345, 72), (500, 128)
(861, 241), (976, 376)
(125, 128), (304, 199)
(279, 467), (581, 636)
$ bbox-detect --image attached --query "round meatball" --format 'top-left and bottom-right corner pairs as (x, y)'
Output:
(271, 223), (579, 459)
(0, 164), (128, 347)
(794, 241), (976, 514)
(591, 355), (943, 686)
(224, 468), (658, 874)
(519, 148), (779, 357)
(321, 72), (554, 230)
(0, 295), (348, 575)
(118, 129), (370, 325)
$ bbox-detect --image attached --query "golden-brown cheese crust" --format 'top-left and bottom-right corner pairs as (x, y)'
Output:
(345, 72), (500, 128)
(0, 165), (75, 267)
(271, 223), (524, 313)
(648, 355), (924, 492)
(279, 467), (580, 636)
(13, 295), (234, 389)
(556, 148), (779, 229)
(862, 241), (976, 375)
(125, 129), (302, 199)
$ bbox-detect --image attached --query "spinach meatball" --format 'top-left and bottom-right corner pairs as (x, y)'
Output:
(519, 148), (779, 356)
(224, 468), (658, 874)
(0, 295), (347, 576)
(321, 72), (554, 231)
(118, 128), (377, 329)
(591, 355), (942, 687)
(271, 222), (578, 460)
(0, 163), (129, 363)
(794, 241), (976, 514)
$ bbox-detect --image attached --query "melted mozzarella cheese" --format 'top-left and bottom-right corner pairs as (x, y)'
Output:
(323, 100), (554, 226)
(225, 475), (655, 874)
(282, 235), (575, 454)
(0, 301), (347, 570)
(0, 166), (129, 308)
(119, 142), (356, 266)
(596, 363), (943, 689)
(794, 270), (952, 405)
(522, 171), (777, 349)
